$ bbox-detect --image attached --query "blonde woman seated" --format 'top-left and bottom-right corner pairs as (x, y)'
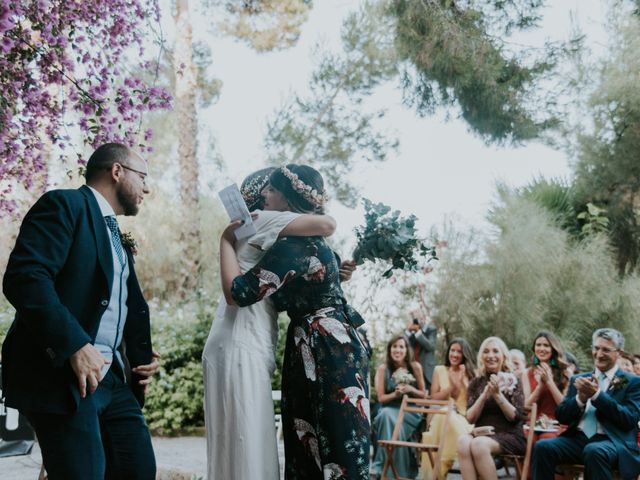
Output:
(370, 335), (426, 480)
(457, 336), (526, 480)
(422, 338), (476, 478)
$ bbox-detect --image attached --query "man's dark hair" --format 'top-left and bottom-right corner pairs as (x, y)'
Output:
(85, 143), (131, 182)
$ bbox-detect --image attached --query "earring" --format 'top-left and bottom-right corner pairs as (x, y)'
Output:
(533, 356), (540, 366)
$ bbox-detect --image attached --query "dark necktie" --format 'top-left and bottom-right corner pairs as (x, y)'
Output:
(104, 216), (125, 267)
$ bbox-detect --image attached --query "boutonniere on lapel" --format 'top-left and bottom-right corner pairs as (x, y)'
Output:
(120, 231), (138, 256)
(609, 376), (629, 392)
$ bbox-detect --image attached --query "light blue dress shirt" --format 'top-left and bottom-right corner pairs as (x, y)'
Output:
(88, 187), (129, 379)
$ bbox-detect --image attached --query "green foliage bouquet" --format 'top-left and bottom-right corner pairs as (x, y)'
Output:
(353, 199), (437, 278)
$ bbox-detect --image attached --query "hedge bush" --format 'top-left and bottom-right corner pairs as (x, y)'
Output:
(143, 297), (215, 435)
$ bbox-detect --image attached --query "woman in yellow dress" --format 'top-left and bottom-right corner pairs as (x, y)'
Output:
(422, 338), (476, 478)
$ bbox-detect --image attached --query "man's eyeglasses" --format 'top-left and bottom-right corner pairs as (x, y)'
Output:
(119, 164), (148, 186)
(592, 345), (618, 354)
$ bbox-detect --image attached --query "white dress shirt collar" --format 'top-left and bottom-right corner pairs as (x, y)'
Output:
(88, 186), (116, 218)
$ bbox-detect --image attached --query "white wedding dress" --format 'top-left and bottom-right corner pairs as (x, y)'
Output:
(202, 209), (298, 480)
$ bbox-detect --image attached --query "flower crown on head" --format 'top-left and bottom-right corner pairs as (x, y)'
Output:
(241, 173), (270, 209)
(280, 165), (329, 208)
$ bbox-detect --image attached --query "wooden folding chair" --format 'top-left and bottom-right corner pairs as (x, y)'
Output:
(499, 403), (537, 479)
(377, 396), (454, 480)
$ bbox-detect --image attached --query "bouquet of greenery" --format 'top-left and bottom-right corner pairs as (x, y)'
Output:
(353, 199), (437, 278)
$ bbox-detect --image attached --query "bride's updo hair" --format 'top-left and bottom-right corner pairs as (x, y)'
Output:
(269, 164), (328, 214)
(241, 167), (275, 211)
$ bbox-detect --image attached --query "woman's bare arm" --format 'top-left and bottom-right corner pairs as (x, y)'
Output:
(279, 214), (336, 237)
(220, 221), (243, 305)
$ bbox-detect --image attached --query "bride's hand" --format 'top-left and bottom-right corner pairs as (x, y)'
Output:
(222, 219), (244, 243)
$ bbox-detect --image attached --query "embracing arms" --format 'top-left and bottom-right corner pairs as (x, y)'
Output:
(279, 214), (336, 237)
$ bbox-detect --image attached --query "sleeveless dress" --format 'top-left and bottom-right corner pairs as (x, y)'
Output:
(371, 367), (423, 479)
(202, 209), (298, 480)
(467, 375), (526, 455)
(525, 367), (566, 479)
(421, 365), (473, 478)
(526, 367), (560, 420)
(231, 236), (370, 480)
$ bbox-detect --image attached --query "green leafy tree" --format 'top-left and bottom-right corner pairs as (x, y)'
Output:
(426, 191), (640, 366)
(265, 0), (399, 206)
(570, 9), (640, 275)
(390, 0), (563, 144)
(518, 177), (580, 237)
(267, 0), (572, 207)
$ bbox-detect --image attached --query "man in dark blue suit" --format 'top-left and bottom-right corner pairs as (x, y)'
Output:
(2, 143), (159, 479)
(532, 328), (640, 480)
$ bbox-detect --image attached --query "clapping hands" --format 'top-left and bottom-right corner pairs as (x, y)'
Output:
(448, 365), (466, 397)
(534, 363), (553, 385)
(575, 375), (599, 403)
(486, 374), (501, 397)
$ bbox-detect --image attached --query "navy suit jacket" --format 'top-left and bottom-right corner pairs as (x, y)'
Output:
(556, 369), (640, 479)
(1, 186), (152, 414)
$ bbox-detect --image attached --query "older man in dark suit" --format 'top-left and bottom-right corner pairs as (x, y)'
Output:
(2, 143), (159, 479)
(532, 328), (640, 480)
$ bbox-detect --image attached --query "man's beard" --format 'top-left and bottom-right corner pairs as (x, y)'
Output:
(116, 183), (139, 216)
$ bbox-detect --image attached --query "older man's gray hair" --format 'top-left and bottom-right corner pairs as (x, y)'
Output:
(593, 328), (625, 351)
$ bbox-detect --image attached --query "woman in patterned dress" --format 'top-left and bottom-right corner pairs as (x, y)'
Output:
(457, 336), (526, 480)
(204, 167), (338, 480)
(220, 164), (370, 480)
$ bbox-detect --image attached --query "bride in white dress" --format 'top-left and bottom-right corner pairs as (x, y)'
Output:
(202, 168), (336, 480)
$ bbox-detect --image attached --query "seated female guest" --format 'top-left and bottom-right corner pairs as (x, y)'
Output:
(457, 336), (526, 480)
(522, 331), (569, 431)
(422, 338), (476, 478)
(522, 331), (570, 479)
(370, 335), (426, 479)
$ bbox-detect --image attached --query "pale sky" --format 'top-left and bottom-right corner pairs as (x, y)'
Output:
(184, 0), (608, 253)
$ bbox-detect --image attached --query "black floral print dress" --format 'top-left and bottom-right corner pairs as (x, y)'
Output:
(232, 236), (370, 480)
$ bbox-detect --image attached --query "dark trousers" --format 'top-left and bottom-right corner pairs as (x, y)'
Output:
(533, 432), (618, 480)
(26, 367), (156, 480)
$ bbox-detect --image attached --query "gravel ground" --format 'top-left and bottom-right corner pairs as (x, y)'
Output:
(0, 436), (520, 479)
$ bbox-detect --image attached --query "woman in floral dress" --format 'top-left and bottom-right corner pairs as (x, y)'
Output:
(220, 164), (370, 480)
(204, 167), (337, 480)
